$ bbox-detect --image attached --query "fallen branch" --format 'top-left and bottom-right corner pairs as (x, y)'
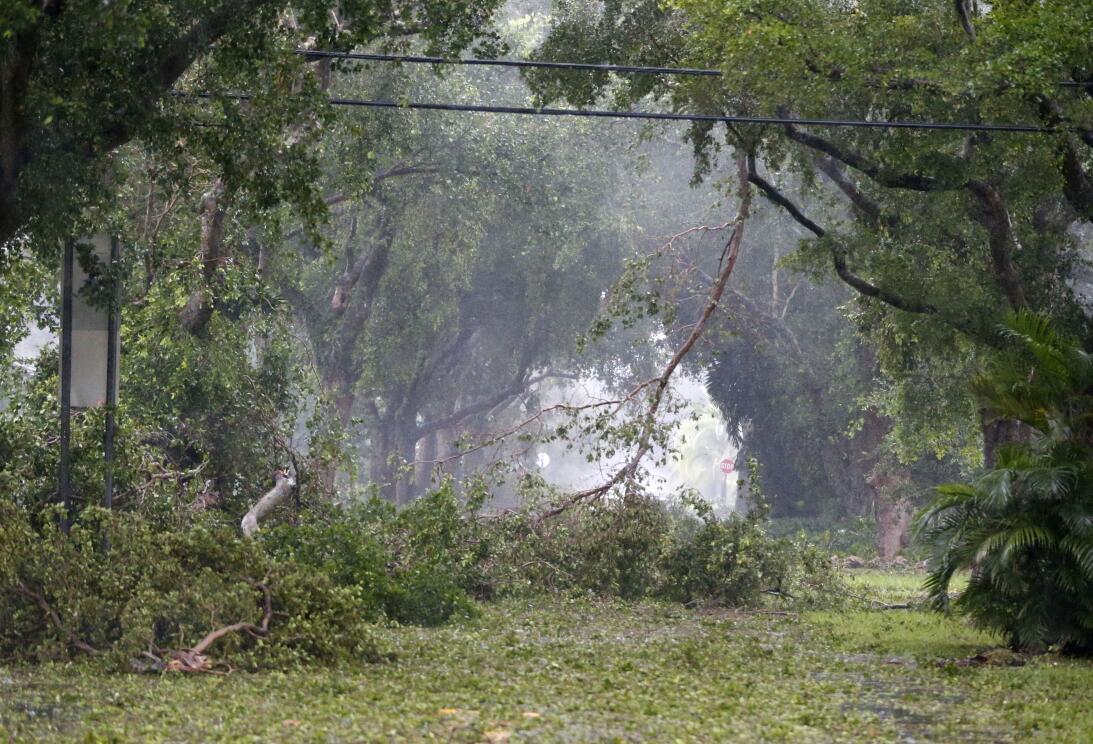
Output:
(538, 153), (753, 520)
(241, 470), (296, 537)
(12, 582), (98, 654)
(148, 582), (273, 673)
(398, 224), (746, 484)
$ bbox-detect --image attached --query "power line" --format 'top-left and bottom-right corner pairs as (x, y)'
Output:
(296, 49), (1089, 91)
(180, 91), (1051, 133)
(298, 49), (721, 77)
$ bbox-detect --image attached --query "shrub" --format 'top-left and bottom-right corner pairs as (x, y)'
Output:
(0, 503), (385, 670)
(490, 487), (841, 607)
(919, 313), (1093, 654)
(261, 489), (479, 628)
(661, 492), (839, 607)
(0, 482), (487, 670)
(0, 476), (840, 671)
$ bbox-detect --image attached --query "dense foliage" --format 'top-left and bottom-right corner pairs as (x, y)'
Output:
(920, 313), (1093, 654)
(530, 0), (1093, 542)
(3, 0), (1091, 677)
(0, 479), (839, 668)
(0, 0), (506, 252)
(0, 502), (388, 670)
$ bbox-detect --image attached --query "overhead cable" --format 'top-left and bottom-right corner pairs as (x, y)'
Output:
(297, 49), (721, 77)
(178, 91), (1051, 133)
(296, 49), (1090, 91)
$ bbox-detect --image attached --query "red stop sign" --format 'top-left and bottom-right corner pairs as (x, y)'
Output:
(719, 458), (735, 474)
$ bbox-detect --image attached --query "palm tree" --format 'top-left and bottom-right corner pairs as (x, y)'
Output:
(918, 311), (1093, 654)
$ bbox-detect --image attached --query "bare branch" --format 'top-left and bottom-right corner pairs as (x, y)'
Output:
(782, 122), (959, 192)
(416, 369), (580, 444)
(746, 159), (940, 316)
(241, 471), (296, 537)
(746, 165), (825, 238)
(815, 157), (893, 227)
(539, 153), (753, 520)
(189, 582), (272, 655)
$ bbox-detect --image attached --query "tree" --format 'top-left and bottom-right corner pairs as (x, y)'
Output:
(919, 312), (1093, 654)
(270, 37), (644, 500)
(0, 0), (503, 255)
(529, 0), (1093, 514)
(1, 0), (510, 522)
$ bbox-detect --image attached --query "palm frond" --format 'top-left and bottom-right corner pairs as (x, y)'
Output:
(921, 313), (1093, 652)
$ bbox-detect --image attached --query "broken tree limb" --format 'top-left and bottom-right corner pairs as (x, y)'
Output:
(144, 581), (273, 673)
(189, 581), (272, 655)
(12, 582), (98, 654)
(241, 471), (295, 537)
(538, 152), (753, 520)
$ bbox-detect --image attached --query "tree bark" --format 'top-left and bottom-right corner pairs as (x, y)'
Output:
(982, 415), (1030, 468)
(0, 10), (44, 244)
(967, 180), (1027, 311)
(867, 465), (913, 560)
(241, 471), (295, 537)
(181, 179), (228, 335)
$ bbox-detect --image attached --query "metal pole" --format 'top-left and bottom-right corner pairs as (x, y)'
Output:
(103, 236), (119, 512)
(59, 240), (74, 534)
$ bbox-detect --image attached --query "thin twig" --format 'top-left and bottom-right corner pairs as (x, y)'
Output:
(538, 153), (753, 521)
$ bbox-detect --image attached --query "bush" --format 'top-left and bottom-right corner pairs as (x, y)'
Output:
(489, 488), (841, 608)
(0, 503), (385, 670)
(501, 493), (670, 599)
(919, 313), (1093, 654)
(0, 485), (490, 669)
(767, 516), (880, 559)
(261, 487), (480, 627)
(0, 475), (840, 670)
(663, 496), (837, 607)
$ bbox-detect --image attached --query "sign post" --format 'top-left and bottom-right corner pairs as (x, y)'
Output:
(58, 240), (74, 533)
(103, 236), (120, 513)
(58, 234), (122, 532)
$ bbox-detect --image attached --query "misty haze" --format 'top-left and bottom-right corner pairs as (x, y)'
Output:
(1, 0), (1091, 741)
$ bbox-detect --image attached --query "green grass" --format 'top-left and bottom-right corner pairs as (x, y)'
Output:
(2, 572), (1091, 742)
(843, 568), (970, 606)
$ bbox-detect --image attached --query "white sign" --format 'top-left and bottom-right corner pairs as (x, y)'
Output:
(67, 234), (119, 408)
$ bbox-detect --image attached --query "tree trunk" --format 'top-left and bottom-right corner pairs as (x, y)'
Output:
(982, 415), (1030, 468)
(180, 179), (228, 335)
(415, 430), (438, 496)
(370, 417), (400, 501)
(393, 430), (418, 505)
(734, 454), (750, 516)
(0, 19), (42, 249)
(309, 370), (355, 500)
(869, 470), (912, 560)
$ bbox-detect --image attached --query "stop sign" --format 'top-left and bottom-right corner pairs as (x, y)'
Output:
(719, 458), (735, 474)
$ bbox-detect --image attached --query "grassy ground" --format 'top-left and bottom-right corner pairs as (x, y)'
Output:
(2, 571), (1091, 743)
